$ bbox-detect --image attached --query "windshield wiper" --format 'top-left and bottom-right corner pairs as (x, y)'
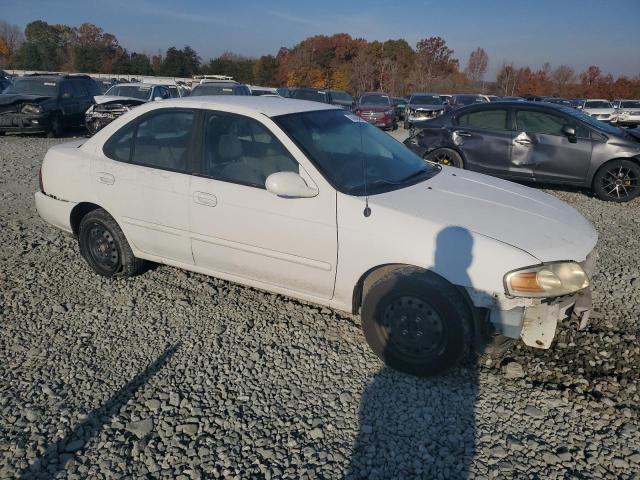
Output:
(399, 167), (438, 182)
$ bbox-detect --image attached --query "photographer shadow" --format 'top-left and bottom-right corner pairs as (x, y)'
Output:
(347, 226), (478, 479)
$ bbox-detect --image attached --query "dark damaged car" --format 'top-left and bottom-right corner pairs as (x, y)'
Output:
(404, 101), (640, 202)
(404, 92), (446, 129)
(0, 74), (100, 137)
(84, 83), (171, 134)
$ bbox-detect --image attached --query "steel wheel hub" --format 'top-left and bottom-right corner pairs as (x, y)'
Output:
(88, 224), (118, 268)
(382, 296), (445, 358)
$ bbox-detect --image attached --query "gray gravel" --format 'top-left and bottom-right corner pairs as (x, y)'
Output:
(1, 131), (639, 479)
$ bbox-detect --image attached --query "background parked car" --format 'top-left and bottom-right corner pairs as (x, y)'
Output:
(190, 82), (251, 96)
(613, 99), (640, 127)
(288, 87), (353, 109)
(0, 74), (100, 137)
(248, 85), (279, 96)
(582, 99), (616, 123)
(404, 101), (640, 202)
(404, 92), (446, 129)
(353, 92), (397, 130)
(391, 97), (408, 120)
(446, 94), (489, 111)
(84, 82), (171, 134)
(92, 78), (116, 94)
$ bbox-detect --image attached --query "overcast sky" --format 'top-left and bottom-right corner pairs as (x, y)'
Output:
(2, 0), (639, 79)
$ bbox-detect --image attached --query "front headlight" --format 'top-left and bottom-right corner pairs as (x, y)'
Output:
(21, 104), (43, 115)
(504, 262), (589, 298)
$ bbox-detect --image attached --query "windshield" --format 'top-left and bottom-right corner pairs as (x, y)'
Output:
(410, 95), (443, 105)
(330, 91), (353, 102)
(273, 109), (439, 195)
(191, 84), (246, 96)
(360, 95), (390, 106)
(4, 78), (59, 96)
(167, 85), (179, 98)
(558, 106), (623, 135)
(621, 101), (640, 109)
(456, 95), (487, 105)
(584, 100), (612, 109)
(105, 85), (152, 100)
(291, 89), (328, 102)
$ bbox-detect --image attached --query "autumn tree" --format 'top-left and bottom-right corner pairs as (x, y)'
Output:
(496, 62), (519, 95)
(0, 21), (24, 67)
(465, 47), (488, 85)
(409, 36), (459, 91)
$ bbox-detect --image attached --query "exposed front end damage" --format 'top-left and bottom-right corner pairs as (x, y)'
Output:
(0, 96), (52, 134)
(466, 249), (597, 350)
(85, 98), (146, 134)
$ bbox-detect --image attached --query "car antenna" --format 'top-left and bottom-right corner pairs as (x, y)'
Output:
(360, 108), (371, 217)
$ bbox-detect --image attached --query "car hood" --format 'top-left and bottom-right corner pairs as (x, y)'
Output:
(584, 107), (615, 114)
(370, 168), (597, 263)
(357, 105), (391, 112)
(408, 104), (445, 111)
(0, 94), (52, 106)
(94, 95), (148, 105)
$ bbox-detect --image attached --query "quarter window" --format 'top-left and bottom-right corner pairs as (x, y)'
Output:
(457, 109), (508, 130)
(202, 112), (298, 188)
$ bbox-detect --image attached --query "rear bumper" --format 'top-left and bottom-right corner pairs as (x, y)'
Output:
(34, 191), (75, 234)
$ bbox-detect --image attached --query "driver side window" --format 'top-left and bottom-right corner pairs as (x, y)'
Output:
(201, 112), (298, 188)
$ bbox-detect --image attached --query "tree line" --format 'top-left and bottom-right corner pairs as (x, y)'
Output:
(1, 20), (639, 99)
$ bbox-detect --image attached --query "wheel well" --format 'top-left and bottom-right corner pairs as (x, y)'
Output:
(69, 202), (101, 236)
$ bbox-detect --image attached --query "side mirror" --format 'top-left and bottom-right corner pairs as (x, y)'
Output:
(265, 172), (318, 198)
(562, 125), (577, 143)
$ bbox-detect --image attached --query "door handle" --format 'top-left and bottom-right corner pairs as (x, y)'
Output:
(513, 133), (533, 146)
(193, 191), (217, 207)
(96, 172), (115, 185)
(456, 130), (473, 137)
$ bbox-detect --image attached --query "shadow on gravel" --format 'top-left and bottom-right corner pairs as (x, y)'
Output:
(19, 343), (180, 479)
(347, 227), (478, 479)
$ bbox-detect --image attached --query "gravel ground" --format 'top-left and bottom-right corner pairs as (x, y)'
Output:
(1, 131), (639, 479)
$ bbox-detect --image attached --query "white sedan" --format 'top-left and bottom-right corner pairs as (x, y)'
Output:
(35, 96), (598, 376)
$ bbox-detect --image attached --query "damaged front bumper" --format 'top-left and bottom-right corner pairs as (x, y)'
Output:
(0, 112), (51, 133)
(467, 250), (597, 349)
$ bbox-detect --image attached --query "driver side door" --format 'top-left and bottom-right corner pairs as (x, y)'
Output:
(189, 111), (338, 299)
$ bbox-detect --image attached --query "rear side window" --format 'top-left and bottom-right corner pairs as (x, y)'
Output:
(103, 109), (196, 172)
(516, 110), (566, 136)
(70, 79), (88, 98)
(458, 109), (508, 130)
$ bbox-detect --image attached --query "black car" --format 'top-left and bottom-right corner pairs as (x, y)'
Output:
(0, 74), (100, 137)
(0, 77), (11, 93)
(289, 87), (353, 109)
(446, 94), (489, 111)
(190, 82), (251, 96)
(404, 101), (640, 202)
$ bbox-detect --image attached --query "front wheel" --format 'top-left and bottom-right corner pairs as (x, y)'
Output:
(424, 148), (464, 168)
(592, 159), (640, 202)
(361, 268), (471, 376)
(78, 209), (146, 277)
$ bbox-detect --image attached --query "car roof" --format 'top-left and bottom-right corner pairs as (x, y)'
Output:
(410, 92), (440, 96)
(111, 82), (159, 88)
(149, 96), (339, 117)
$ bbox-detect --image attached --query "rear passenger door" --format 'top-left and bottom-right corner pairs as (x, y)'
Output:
(189, 111), (337, 299)
(513, 108), (592, 184)
(453, 108), (531, 179)
(93, 108), (197, 264)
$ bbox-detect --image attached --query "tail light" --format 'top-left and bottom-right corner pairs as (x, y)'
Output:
(38, 166), (45, 193)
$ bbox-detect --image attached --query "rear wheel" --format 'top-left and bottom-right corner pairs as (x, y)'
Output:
(424, 148), (464, 168)
(593, 159), (640, 202)
(361, 268), (471, 376)
(403, 119), (410, 130)
(78, 209), (146, 278)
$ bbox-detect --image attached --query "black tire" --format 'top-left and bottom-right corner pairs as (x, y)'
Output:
(403, 119), (410, 130)
(592, 159), (640, 202)
(361, 267), (471, 377)
(78, 209), (146, 278)
(46, 114), (63, 138)
(392, 120), (398, 131)
(424, 148), (464, 168)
